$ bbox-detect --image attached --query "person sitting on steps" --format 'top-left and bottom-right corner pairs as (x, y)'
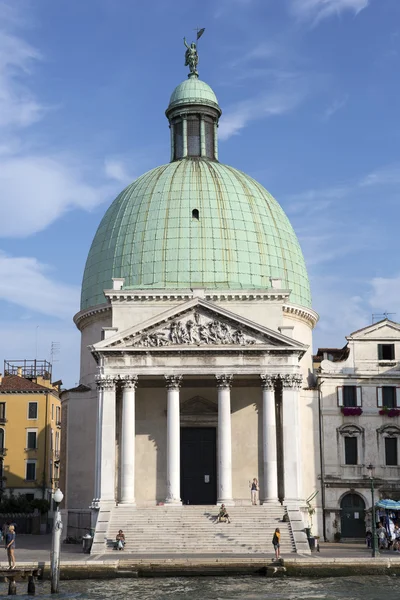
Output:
(115, 529), (126, 550)
(217, 504), (231, 524)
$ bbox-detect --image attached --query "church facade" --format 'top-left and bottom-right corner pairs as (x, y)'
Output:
(61, 47), (322, 542)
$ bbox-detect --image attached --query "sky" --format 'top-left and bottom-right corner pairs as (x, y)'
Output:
(0, 0), (399, 387)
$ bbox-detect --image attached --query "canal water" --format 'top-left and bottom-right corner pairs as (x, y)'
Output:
(0, 576), (396, 599)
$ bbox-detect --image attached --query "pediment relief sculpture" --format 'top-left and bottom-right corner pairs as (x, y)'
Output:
(130, 310), (268, 348)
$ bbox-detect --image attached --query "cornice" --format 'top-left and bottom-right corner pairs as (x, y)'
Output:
(283, 303), (319, 328)
(73, 303), (111, 330)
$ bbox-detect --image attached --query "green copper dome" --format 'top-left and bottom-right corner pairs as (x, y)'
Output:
(81, 159), (311, 310)
(168, 77), (220, 112)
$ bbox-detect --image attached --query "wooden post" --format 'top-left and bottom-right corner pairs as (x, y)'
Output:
(8, 576), (17, 595)
(27, 574), (36, 595)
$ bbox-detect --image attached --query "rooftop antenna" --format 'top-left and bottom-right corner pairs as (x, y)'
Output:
(50, 342), (60, 365)
(372, 312), (396, 324)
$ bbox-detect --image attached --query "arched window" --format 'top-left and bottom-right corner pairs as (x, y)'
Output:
(378, 424), (400, 466)
(337, 424), (364, 465)
(192, 209), (199, 220)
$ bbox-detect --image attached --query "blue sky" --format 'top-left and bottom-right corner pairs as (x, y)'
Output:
(0, 0), (399, 386)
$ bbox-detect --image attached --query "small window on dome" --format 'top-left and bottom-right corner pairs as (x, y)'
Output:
(192, 209), (199, 220)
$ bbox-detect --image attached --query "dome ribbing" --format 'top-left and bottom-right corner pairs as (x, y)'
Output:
(80, 159), (311, 310)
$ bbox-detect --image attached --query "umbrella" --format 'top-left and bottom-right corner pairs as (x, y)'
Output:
(376, 499), (400, 510)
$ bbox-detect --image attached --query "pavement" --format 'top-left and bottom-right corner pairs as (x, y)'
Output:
(2, 535), (400, 565)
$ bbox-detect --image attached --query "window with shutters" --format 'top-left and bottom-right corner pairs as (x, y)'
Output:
(343, 386), (357, 407)
(28, 402), (38, 420)
(378, 344), (395, 361)
(26, 430), (37, 450)
(25, 460), (36, 481)
(383, 387), (396, 408)
(385, 437), (398, 466)
(344, 437), (358, 465)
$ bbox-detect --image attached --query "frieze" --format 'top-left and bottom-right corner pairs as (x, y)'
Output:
(131, 310), (261, 349)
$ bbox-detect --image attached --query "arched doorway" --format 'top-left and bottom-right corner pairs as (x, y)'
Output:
(340, 493), (366, 538)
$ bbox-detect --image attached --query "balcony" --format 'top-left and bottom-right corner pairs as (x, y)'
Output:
(25, 447), (37, 452)
(0, 448), (7, 457)
(0, 418), (7, 425)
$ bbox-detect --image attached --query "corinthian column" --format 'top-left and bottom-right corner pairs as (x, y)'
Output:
(94, 376), (117, 504)
(165, 375), (182, 505)
(260, 375), (278, 503)
(216, 374), (234, 505)
(281, 373), (303, 505)
(120, 375), (138, 505)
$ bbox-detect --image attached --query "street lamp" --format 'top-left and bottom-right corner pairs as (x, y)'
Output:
(366, 464), (379, 558)
(51, 488), (64, 593)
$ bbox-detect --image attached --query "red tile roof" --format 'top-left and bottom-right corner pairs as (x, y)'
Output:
(0, 375), (54, 394)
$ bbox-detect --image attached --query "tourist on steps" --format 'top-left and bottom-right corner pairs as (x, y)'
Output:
(250, 478), (259, 505)
(115, 530), (126, 550)
(217, 504), (231, 524)
(272, 527), (281, 560)
(5, 525), (16, 569)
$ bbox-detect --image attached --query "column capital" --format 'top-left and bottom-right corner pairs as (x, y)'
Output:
(216, 374), (233, 389)
(280, 373), (303, 390)
(260, 374), (276, 391)
(119, 375), (138, 390)
(165, 375), (182, 390)
(95, 375), (116, 391)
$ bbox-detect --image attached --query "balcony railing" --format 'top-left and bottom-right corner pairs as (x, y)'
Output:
(25, 447), (37, 452)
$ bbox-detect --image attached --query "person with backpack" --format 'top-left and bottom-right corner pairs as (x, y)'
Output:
(272, 527), (281, 559)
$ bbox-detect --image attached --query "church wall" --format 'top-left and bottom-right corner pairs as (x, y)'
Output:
(111, 301), (183, 332)
(281, 313), (314, 382)
(135, 387), (167, 505)
(79, 313), (112, 384)
(231, 388), (261, 503)
(63, 391), (97, 509)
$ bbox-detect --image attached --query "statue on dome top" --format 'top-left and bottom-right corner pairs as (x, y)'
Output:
(184, 38), (199, 77)
(184, 28), (204, 77)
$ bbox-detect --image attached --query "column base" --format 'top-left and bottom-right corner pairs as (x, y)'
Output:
(217, 499), (235, 507)
(164, 499), (182, 506)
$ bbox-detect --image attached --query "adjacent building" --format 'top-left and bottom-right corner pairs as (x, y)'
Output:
(315, 319), (400, 541)
(0, 360), (62, 504)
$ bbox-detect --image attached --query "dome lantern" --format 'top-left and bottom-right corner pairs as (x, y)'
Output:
(165, 37), (221, 162)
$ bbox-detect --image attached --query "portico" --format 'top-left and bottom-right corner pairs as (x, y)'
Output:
(90, 297), (307, 509)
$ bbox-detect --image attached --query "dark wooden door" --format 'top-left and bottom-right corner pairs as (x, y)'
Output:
(340, 493), (366, 538)
(181, 427), (217, 505)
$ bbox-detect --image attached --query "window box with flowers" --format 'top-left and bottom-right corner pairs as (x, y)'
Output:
(379, 407), (400, 417)
(341, 407), (363, 416)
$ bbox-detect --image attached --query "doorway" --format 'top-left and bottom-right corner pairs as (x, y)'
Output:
(340, 493), (366, 538)
(181, 427), (217, 505)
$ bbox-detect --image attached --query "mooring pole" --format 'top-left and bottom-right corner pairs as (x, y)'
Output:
(8, 576), (17, 595)
(27, 574), (36, 595)
(50, 488), (64, 594)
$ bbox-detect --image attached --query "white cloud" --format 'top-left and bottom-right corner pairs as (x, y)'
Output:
(219, 86), (307, 140)
(0, 252), (79, 318)
(289, 0), (369, 23)
(360, 164), (400, 187)
(0, 30), (44, 129)
(323, 95), (348, 119)
(104, 159), (135, 185)
(0, 155), (117, 238)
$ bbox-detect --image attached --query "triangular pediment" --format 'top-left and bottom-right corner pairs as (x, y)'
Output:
(92, 297), (307, 354)
(348, 319), (400, 341)
(181, 396), (217, 415)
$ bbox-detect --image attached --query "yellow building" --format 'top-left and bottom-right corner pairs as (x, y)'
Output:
(0, 360), (61, 504)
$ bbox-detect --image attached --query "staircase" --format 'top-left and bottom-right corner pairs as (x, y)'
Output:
(92, 504), (299, 555)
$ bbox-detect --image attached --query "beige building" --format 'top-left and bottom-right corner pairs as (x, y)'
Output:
(315, 319), (400, 541)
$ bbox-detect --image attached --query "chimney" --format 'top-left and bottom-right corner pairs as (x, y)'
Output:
(17, 367), (23, 377)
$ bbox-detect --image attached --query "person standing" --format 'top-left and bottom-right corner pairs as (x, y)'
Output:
(272, 527), (281, 560)
(250, 478), (259, 505)
(5, 525), (16, 569)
